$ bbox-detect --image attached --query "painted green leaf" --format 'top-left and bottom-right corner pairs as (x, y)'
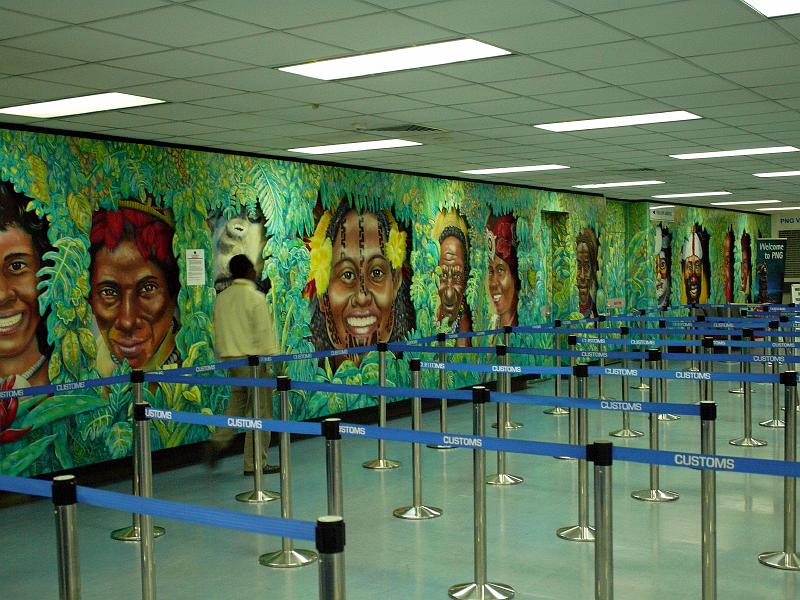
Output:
(0, 434), (57, 476)
(105, 422), (132, 458)
(20, 394), (107, 430)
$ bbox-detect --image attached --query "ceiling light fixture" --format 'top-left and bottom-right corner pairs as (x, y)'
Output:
(740, 1), (800, 17)
(710, 200), (781, 206)
(753, 170), (800, 177)
(573, 180), (665, 189)
(757, 206), (800, 211)
(0, 92), (165, 118)
(287, 138), (421, 154)
(535, 110), (701, 132)
(670, 146), (800, 160)
(279, 39), (511, 81)
(460, 164), (569, 175)
(650, 205), (675, 209)
(652, 191), (730, 199)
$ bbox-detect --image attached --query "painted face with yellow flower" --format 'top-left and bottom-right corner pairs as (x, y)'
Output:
(320, 209), (404, 348)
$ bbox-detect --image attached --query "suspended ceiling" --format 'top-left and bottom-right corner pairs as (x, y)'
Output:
(1, 0), (800, 212)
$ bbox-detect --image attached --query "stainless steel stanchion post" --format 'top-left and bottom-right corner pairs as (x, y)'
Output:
(429, 332), (454, 449)
(689, 314), (706, 372)
(363, 342), (401, 470)
(632, 311), (650, 390)
(448, 386), (514, 600)
(761, 321), (786, 428)
(556, 335), (580, 461)
(52, 475), (81, 600)
(697, 337), (714, 405)
(729, 311), (745, 394)
(316, 517), (346, 600)
(557, 364), (596, 542)
(545, 320), (569, 416)
(260, 376), (318, 568)
(237, 356), (280, 504)
(597, 315), (612, 401)
(133, 392), (156, 600)
(758, 370), (800, 570)
(700, 401), (717, 600)
(110, 371), (165, 542)
(632, 350), (679, 502)
(590, 442), (614, 600)
(611, 326), (643, 438)
(395, 359), (443, 518)
(322, 419), (343, 517)
(487, 344), (523, 485)
(658, 320), (679, 421)
(731, 329), (767, 447)
(494, 326), (522, 429)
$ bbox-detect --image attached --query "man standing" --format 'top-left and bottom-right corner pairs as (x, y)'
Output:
(207, 254), (278, 475)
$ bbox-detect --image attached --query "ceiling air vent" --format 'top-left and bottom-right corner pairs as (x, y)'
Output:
(358, 124), (445, 134)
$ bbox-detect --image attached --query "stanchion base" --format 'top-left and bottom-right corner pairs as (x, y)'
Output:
(728, 387), (744, 395)
(631, 383), (650, 390)
(609, 427), (644, 438)
(110, 524), (166, 542)
(486, 473), (524, 486)
(759, 418), (785, 428)
(554, 455), (577, 461)
(235, 489), (280, 504)
(393, 504), (443, 520)
(556, 524), (596, 542)
(259, 548), (318, 568)
(491, 421), (523, 430)
(362, 458), (401, 470)
(729, 436), (768, 447)
(448, 581), (515, 599)
(657, 413), (680, 421)
(427, 443), (455, 450)
(544, 406), (569, 415)
(631, 489), (679, 502)
(758, 551), (800, 571)
(688, 366), (700, 372)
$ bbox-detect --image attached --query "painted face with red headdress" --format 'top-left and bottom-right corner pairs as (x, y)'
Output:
(486, 214), (519, 327)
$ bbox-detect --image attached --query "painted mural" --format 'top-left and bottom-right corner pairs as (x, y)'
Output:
(0, 127), (770, 477)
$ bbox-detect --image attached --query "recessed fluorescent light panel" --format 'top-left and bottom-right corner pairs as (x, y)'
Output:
(753, 170), (800, 177)
(757, 206), (800, 211)
(710, 200), (781, 206)
(287, 138), (421, 155)
(460, 164), (569, 175)
(670, 146), (800, 160)
(0, 92), (164, 118)
(535, 110), (701, 132)
(279, 39), (510, 81)
(740, 1), (800, 17)
(652, 191), (730, 199)
(574, 180), (665, 189)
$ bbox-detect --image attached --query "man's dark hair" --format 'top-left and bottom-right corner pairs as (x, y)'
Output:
(229, 254), (253, 279)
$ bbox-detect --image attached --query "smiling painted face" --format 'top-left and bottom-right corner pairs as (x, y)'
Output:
(90, 239), (176, 369)
(320, 210), (401, 348)
(0, 226), (41, 372)
(487, 254), (517, 327)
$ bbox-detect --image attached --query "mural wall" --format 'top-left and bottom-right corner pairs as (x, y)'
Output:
(0, 127), (769, 476)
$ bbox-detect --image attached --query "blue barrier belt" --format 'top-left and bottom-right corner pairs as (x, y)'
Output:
(662, 352), (799, 365)
(290, 379), (473, 401)
(143, 408), (323, 436)
(587, 365), (779, 383)
(443, 328), (506, 340)
(613, 447), (800, 478)
(576, 337), (702, 348)
(336, 422), (586, 460)
(144, 373), (278, 388)
(509, 347), (647, 360)
(0, 374), (129, 400)
(627, 326), (747, 336)
(75, 486), (316, 540)
(260, 345), (377, 364)
(150, 357), (249, 377)
(492, 391), (701, 416)
(0, 474), (52, 497)
(389, 343), (497, 355)
(416, 361), (572, 377)
(707, 339), (800, 350)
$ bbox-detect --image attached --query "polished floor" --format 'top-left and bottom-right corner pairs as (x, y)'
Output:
(2, 361), (798, 599)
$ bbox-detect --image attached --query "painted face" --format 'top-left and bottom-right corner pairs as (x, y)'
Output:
(90, 240), (176, 369)
(655, 252), (669, 305)
(0, 226), (41, 365)
(576, 241), (594, 307)
(320, 210), (400, 348)
(683, 255), (703, 303)
(487, 254), (517, 326)
(437, 235), (467, 324)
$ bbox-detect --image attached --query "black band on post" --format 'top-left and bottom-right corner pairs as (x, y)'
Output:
(472, 386), (489, 404)
(377, 341), (388, 352)
(598, 314), (606, 323)
(554, 319), (561, 328)
(409, 358), (421, 372)
(769, 320), (780, 330)
(503, 325), (513, 334)
(696, 315), (705, 322)
(780, 315), (789, 323)
(437, 332), (446, 343)
(620, 326), (629, 336)
(52, 476), (77, 506)
(780, 371), (797, 387)
(647, 348), (662, 362)
(699, 402), (717, 421)
(587, 441), (613, 466)
(574, 364), (589, 378)
(659, 319), (666, 328)
(321, 418), (341, 441)
(639, 309), (646, 316)
(568, 334), (577, 346)
(742, 328), (753, 341)
(134, 402), (150, 421)
(395, 351), (404, 360)
(495, 344), (507, 357)
(130, 369), (144, 384)
(276, 375), (291, 391)
(248, 355), (259, 367)
(315, 517), (345, 554)
(702, 336), (714, 349)
(740, 309), (748, 317)
(732, 334), (742, 342)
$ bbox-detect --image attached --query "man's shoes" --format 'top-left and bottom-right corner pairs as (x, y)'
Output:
(202, 442), (222, 469)
(243, 464), (280, 476)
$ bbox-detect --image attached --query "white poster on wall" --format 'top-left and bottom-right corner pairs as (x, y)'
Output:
(185, 249), (206, 286)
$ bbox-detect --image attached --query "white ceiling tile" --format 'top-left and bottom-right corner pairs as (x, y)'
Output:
(4, 26), (169, 61)
(751, 82), (800, 100)
(585, 59), (709, 86)
(579, 99), (677, 117)
(533, 86), (644, 107)
(88, 5), (265, 47)
(660, 88), (764, 108)
(269, 83), (381, 104)
(432, 116), (523, 131)
(538, 40), (672, 71)
(347, 71), (466, 94)
(326, 96), (433, 114)
(191, 0), (379, 28)
(190, 67), (315, 92)
(647, 22), (795, 56)
(500, 107), (595, 124)
(99, 128), (173, 140)
(0, 45), (82, 75)
(773, 14), (800, 38)
(622, 75), (738, 97)
(452, 96), (555, 115)
(558, 0), (695, 13)
(689, 45), (800, 73)
(432, 55), (563, 84)
(0, 9), (65, 40)
(191, 93), (302, 112)
(266, 104), (359, 123)
(118, 79), (240, 102)
(0, 75), (95, 101)
(697, 100), (787, 118)
(249, 122), (343, 137)
(378, 106), (484, 124)
(289, 13), (452, 52)
(34, 118), (113, 132)
(122, 102), (233, 120)
(104, 50), (253, 79)
(477, 17), (630, 53)
(28, 64), (167, 89)
(400, 0), (576, 34)
(182, 129), (270, 144)
(131, 121), (228, 136)
(190, 113), (286, 129)
(402, 84), (514, 105)
(491, 72), (607, 95)
(61, 112), (169, 128)
(191, 31), (347, 67)
(724, 65), (800, 87)
(0, 1), (168, 23)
